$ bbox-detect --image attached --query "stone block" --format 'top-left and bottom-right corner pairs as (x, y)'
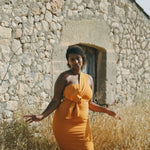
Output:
(147, 41), (150, 49)
(83, 9), (94, 17)
(117, 75), (122, 84)
(46, 44), (52, 51)
(41, 20), (49, 31)
(116, 84), (122, 92)
(141, 41), (148, 49)
(50, 39), (56, 45)
(40, 92), (48, 99)
(115, 6), (125, 18)
(121, 68), (130, 75)
(23, 23), (33, 36)
(21, 54), (32, 66)
(0, 95), (5, 102)
(6, 101), (18, 111)
(4, 93), (10, 101)
(0, 26), (12, 39)
(27, 95), (40, 104)
(12, 39), (22, 54)
(0, 114), (2, 121)
(0, 85), (8, 94)
(15, 28), (22, 39)
(2, 110), (13, 119)
(45, 10), (52, 23)
(50, 22), (57, 32)
(57, 16), (64, 23)
(20, 36), (31, 43)
(144, 60), (149, 69)
(41, 101), (49, 110)
(35, 22), (42, 31)
(42, 61), (52, 74)
(75, 0), (82, 4)
(2, 4), (12, 14)
(87, 0), (95, 9)
(99, 1), (108, 14)
(78, 5), (84, 12)
(14, 5), (28, 16)
(0, 44), (11, 59)
(43, 78), (52, 90)
(35, 72), (43, 82)
(9, 77), (17, 86)
(34, 15), (40, 22)
(9, 63), (22, 76)
(121, 39), (127, 48)
(31, 4), (41, 15)
(16, 82), (29, 96)
(144, 73), (149, 79)
(0, 39), (10, 46)
(67, 9), (73, 17)
(46, 2), (51, 10)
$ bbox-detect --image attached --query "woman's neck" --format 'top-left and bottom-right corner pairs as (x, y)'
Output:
(71, 69), (81, 75)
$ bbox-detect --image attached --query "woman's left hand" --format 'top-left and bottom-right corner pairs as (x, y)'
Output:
(107, 110), (121, 120)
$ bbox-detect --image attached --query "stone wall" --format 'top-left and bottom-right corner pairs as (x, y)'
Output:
(0, 0), (150, 121)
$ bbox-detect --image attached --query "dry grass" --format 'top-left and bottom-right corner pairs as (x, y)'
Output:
(91, 100), (150, 150)
(0, 100), (150, 150)
(0, 115), (58, 150)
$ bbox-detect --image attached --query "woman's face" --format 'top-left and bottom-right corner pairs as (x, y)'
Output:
(68, 53), (83, 71)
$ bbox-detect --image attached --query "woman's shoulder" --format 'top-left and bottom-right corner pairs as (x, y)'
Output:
(88, 74), (93, 80)
(55, 70), (72, 86)
(57, 70), (71, 80)
(82, 72), (93, 79)
(82, 72), (93, 85)
(59, 70), (71, 76)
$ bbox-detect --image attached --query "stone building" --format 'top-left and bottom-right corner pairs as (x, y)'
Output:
(0, 0), (150, 121)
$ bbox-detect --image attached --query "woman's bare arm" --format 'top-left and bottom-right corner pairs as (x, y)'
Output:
(41, 73), (66, 119)
(89, 101), (116, 117)
(24, 73), (66, 123)
(88, 75), (120, 119)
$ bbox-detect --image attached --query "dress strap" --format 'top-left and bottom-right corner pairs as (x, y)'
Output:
(79, 72), (89, 93)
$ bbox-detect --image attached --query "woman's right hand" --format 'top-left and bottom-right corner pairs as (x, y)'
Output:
(24, 114), (44, 123)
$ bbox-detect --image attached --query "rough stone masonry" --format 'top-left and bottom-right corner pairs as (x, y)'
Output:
(0, 0), (150, 122)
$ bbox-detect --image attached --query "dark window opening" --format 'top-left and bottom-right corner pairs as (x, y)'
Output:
(97, 51), (106, 104)
(78, 44), (106, 104)
(78, 45), (97, 93)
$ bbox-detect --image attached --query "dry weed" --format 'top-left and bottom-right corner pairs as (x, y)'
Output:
(90, 100), (150, 150)
(0, 100), (150, 150)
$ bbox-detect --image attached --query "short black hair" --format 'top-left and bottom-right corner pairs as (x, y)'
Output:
(66, 45), (86, 69)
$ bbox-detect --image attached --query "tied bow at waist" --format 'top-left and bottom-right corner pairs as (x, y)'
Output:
(63, 95), (86, 119)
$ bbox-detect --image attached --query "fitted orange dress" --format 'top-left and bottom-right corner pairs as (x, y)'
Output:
(53, 72), (94, 150)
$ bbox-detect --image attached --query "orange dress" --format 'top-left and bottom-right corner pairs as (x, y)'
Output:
(53, 72), (94, 150)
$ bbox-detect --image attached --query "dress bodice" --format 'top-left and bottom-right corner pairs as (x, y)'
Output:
(62, 72), (93, 119)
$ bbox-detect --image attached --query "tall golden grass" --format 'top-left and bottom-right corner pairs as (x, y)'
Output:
(0, 116), (58, 150)
(0, 100), (150, 150)
(91, 100), (150, 150)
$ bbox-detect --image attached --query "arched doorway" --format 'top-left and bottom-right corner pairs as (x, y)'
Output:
(59, 18), (117, 104)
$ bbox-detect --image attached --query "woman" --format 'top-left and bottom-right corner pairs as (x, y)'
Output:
(24, 45), (120, 150)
